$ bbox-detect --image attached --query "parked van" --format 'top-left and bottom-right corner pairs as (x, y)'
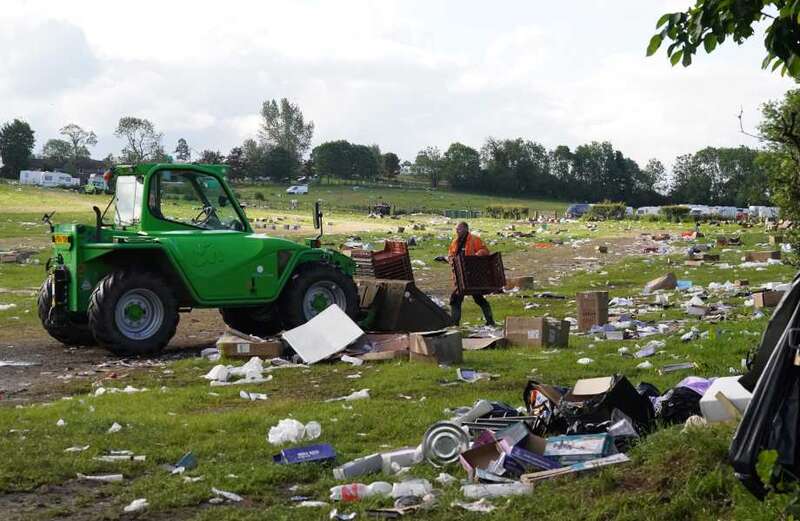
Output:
(286, 185), (309, 195)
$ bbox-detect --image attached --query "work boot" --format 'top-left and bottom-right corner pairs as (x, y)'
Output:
(450, 302), (462, 326)
(479, 302), (495, 326)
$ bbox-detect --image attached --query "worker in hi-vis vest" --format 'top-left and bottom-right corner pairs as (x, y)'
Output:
(447, 221), (495, 326)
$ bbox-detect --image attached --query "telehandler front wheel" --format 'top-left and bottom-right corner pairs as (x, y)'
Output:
(37, 277), (96, 347)
(88, 271), (179, 355)
(281, 263), (359, 329)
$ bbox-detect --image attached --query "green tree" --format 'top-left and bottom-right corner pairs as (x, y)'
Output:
(382, 152), (401, 178)
(174, 138), (191, 162)
(643, 158), (668, 195)
(225, 146), (245, 180)
(258, 98), (314, 170)
(59, 123), (97, 173)
(0, 119), (35, 178)
(312, 140), (353, 182)
(352, 144), (380, 180)
(549, 145), (574, 184)
(114, 117), (163, 163)
(415, 146), (444, 188)
(442, 142), (481, 189)
(41, 139), (73, 167)
(757, 90), (800, 253)
(242, 139), (266, 180)
(198, 150), (225, 164)
(647, 1), (800, 77)
(264, 146), (294, 182)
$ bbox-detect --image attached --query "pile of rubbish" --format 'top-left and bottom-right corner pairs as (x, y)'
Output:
(257, 372), (751, 515)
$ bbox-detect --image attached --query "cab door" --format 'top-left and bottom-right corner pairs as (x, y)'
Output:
(142, 167), (279, 304)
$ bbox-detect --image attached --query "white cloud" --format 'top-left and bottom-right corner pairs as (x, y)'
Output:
(0, 0), (794, 169)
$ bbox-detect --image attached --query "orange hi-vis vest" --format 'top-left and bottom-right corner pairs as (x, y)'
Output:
(449, 233), (489, 257)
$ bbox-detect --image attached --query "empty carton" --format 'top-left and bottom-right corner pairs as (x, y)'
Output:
(504, 317), (569, 348)
(699, 376), (753, 422)
(409, 330), (463, 364)
(576, 291), (608, 332)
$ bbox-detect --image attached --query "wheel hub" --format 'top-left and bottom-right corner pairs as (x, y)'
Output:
(115, 289), (164, 340)
(302, 281), (347, 320)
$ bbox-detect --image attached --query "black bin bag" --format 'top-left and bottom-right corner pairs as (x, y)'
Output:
(730, 273), (800, 499)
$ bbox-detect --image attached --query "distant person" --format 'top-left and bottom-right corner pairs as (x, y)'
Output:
(448, 221), (495, 326)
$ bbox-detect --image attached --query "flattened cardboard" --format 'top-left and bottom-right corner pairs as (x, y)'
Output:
(571, 376), (614, 396)
(463, 337), (507, 351)
(282, 305), (364, 364)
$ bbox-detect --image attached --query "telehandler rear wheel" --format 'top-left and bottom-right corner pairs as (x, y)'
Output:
(280, 263), (359, 329)
(220, 305), (283, 337)
(88, 270), (179, 355)
(37, 277), (96, 346)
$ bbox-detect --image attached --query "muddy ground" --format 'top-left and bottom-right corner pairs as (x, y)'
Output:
(0, 232), (655, 407)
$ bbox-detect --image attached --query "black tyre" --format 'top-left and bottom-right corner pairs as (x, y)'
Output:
(280, 262), (359, 329)
(220, 305), (283, 337)
(37, 277), (96, 346)
(88, 270), (179, 355)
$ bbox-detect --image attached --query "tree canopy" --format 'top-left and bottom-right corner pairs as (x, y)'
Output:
(114, 117), (164, 163)
(0, 119), (35, 178)
(648, 1), (800, 78)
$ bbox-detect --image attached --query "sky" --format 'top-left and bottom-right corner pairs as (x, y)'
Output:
(0, 0), (795, 169)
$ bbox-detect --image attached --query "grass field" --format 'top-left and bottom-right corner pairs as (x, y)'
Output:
(0, 181), (796, 520)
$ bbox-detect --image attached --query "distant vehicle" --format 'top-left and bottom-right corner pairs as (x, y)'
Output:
(748, 205), (779, 220)
(736, 208), (750, 220)
(710, 206), (737, 220)
(86, 173), (109, 193)
(565, 203), (591, 218)
(19, 170), (79, 188)
(636, 206), (660, 216)
(286, 185), (309, 195)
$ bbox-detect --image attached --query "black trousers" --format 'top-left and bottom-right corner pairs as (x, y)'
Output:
(449, 292), (494, 326)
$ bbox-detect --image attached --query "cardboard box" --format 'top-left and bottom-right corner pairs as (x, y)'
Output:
(459, 441), (505, 481)
(753, 290), (785, 309)
(217, 331), (285, 359)
(273, 444), (336, 464)
(734, 279), (749, 287)
(744, 251), (781, 262)
(504, 317), (569, 348)
(504, 275), (534, 290)
(576, 291), (608, 332)
(644, 272), (677, 292)
(543, 433), (615, 466)
(409, 330), (463, 364)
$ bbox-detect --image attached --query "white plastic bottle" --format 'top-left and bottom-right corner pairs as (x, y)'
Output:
(330, 481), (392, 502)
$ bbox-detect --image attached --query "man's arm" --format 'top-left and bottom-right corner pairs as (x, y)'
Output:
(474, 236), (490, 256)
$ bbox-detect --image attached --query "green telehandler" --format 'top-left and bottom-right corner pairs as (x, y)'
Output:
(38, 163), (359, 355)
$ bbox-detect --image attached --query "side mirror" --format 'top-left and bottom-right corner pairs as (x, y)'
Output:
(218, 195), (228, 207)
